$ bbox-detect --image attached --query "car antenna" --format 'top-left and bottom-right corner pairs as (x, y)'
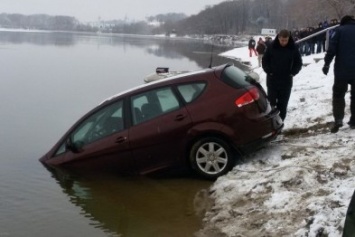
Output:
(208, 38), (215, 68)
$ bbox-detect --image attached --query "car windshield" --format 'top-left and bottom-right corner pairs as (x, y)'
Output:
(220, 66), (251, 89)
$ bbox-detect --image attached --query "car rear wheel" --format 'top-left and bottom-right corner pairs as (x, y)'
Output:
(190, 137), (235, 179)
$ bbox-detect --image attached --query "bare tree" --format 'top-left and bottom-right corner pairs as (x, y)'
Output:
(322, 0), (355, 18)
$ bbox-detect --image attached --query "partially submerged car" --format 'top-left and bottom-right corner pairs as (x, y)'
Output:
(39, 64), (283, 179)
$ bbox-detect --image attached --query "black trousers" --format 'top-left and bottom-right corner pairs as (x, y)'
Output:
(332, 78), (355, 123)
(267, 84), (292, 121)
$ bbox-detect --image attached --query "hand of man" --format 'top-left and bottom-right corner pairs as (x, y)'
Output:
(322, 65), (329, 75)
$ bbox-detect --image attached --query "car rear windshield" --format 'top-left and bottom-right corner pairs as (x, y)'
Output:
(220, 66), (251, 89)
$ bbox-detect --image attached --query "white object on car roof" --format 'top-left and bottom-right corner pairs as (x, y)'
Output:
(144, 67), (190, 83)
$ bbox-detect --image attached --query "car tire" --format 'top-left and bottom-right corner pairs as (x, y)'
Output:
(190, 137), (235, 179)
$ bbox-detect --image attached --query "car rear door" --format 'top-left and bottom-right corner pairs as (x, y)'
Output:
(129, 86), (192, 174)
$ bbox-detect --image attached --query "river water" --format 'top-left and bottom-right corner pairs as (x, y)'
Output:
(0, 30), (235, 237)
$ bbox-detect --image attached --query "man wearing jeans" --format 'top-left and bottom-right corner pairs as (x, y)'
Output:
(322, 15), (355, 133)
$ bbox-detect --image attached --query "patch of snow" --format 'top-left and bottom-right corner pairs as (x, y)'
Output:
(0, 28), (53, 33)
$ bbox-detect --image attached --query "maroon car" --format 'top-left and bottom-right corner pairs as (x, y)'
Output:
(39, 64), (283, 179)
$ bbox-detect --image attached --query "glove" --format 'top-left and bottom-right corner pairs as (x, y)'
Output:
(322, 65), (329, 75)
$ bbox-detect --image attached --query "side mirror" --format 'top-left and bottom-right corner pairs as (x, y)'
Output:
(65, 137), (84, 153)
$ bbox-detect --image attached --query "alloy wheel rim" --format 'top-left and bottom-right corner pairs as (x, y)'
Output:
(196, 142), (228, 175)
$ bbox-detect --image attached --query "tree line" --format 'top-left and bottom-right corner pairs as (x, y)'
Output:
(168, 0), (355, 35)
(0, 13), (94, 31)
(1, 0), (354, 35)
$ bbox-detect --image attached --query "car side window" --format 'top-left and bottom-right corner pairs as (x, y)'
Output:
(54, 100), (124, 156)
(131, 87), (180, 125)
(156, 88), (180, 112)
(177, 83), (206, 103)
(221, 66), (251, 88)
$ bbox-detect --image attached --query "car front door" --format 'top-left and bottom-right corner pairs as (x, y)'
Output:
(49, 100), (133, 173)
(129, 86), (192, 174)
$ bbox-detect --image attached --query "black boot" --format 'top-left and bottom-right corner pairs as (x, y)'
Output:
(348, 120), (355, 129)
(330, 120), (343, 133)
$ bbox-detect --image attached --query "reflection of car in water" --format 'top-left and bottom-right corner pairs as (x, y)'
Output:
(46, 166), (212, 236)
(39, 64), (283, 179)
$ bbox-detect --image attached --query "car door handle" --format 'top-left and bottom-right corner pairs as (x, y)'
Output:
(115, 136), (127, 143)
(175, 114), (186, 121)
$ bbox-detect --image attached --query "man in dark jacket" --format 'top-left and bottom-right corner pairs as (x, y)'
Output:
(343, 189), (355, 237)
(322, 15), (355, 133)
(262, 29), (303, 121)
(256, 37), (266, 67)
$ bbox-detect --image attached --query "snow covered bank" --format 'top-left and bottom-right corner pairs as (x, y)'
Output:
(197, 47), (355, 237)
(0, 28), (53, 33)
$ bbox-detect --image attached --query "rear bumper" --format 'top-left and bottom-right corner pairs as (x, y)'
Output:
(237, 109), (283, 154)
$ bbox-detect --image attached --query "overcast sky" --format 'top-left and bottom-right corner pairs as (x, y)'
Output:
(2, 0), (227, 22)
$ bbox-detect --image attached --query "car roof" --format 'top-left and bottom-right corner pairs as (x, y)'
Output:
(99, 64), (229, 105)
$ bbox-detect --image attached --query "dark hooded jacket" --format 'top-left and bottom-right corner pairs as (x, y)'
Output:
(248, 38), (256, 49)
(262, 34), (302, 87)
(343, 189), (355, 237)
(324, 17), (355, 79)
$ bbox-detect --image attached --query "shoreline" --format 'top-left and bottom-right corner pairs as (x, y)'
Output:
(0, 27), (249, 47)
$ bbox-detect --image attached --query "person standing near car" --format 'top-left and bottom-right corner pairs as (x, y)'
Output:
(262, 29), (303, 121)
(322, 15), (355, 133)
(264, 36), (273, 48)
(248, 36), (258, 57)
(256, 37), (266, 67)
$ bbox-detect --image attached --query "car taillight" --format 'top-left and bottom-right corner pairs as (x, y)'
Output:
(235, 87), (260, 107)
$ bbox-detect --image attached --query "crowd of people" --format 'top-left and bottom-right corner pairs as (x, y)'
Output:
(246, 17), (353, 128)
(248, 18), (340, 62)
(248, 35), (272, 67)
(292, 18), (340, 56)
